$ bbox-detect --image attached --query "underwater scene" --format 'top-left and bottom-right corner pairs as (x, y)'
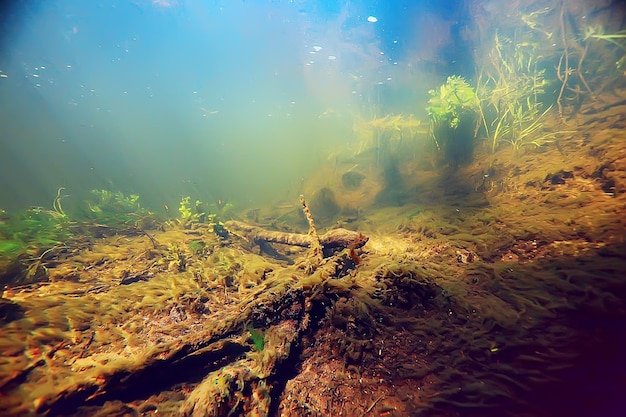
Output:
(1, 0), (625, 416)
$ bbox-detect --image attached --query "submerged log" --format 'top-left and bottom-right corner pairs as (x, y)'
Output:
(224, 220), (368, 251)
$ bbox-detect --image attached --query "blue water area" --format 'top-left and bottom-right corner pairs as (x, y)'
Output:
(0, 0), (468, 212)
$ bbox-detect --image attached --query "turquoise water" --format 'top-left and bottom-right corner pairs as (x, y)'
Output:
(0, 0), (468, 213)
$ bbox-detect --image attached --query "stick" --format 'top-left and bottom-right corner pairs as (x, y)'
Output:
(224, 221), (368, 252)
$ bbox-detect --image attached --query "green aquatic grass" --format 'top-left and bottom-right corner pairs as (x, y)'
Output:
(476, 31), (556, 153)
(0, 208), (72, 249)
(0, 239), (24, 259)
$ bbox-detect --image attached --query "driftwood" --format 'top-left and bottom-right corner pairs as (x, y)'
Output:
(224, 220), (369, 252)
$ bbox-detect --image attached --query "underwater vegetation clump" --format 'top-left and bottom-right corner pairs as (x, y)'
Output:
(351, 114), (425, 162)
(426, 75), (480, 132)
(470, 1), (625, 155)
(426, 75), (480, 166)
(0, 193), (372, 416)
(0, 188), (161, 287)
(176, 196), (233, 238)
(0, 189), (242, 287)
(0, 189), (73, 286)
(1, 163), (623, 416)
(0, 208), (72, 285)
(0, 208), (71, 256)
(79, 189), (151, 228)
(476, 30), (556, 152)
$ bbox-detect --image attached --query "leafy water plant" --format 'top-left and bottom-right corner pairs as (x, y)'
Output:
(178, 196), (231, 238)
(88, 189), (140, 212)
(179, 196), (198, 221)
(427, 76), (479, 131)
(179, 196), (211, 224)
(188, 240), (208, 256)
(426, 76), (480, 166)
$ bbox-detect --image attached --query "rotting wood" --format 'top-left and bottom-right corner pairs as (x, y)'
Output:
(225, 220), (369, 252)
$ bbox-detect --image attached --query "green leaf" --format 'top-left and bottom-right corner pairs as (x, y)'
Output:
(248, 327), (265, 351)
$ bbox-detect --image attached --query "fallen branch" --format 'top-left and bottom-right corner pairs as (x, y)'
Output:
(225, 220), (368, 252)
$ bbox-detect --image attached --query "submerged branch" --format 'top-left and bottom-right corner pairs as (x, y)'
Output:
(225, 220), (368, 253)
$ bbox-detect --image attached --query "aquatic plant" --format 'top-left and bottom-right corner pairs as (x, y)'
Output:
(476, 30), (570, 152)
(179, 196), (201, 222)
(188, 240), (208, 256)
(553, 5), (593, 118)
(165, 243), (187, 272)
(427, 76), (479, 131)
(79, 189), (150, 227)
(0, 202), (73, 284)
(177, 196), (230, 238)
(0, 208), (72, 254)
(88, 189), (141, 213)
(584, 26), (626, 46)
(352, 114), (425, 163)
(426, 76), (479, 165)
(214, 200), (235, 219)
(52, 187), (68, 218)
(0, 239), (23, 257)
(179, 196), (217, 227)
(2, 187), (156, 284)
(0, 188), (72, 256)
(519, 6), (553, 40)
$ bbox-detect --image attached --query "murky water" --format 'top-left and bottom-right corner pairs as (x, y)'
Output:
(1, 1), (625, 416)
